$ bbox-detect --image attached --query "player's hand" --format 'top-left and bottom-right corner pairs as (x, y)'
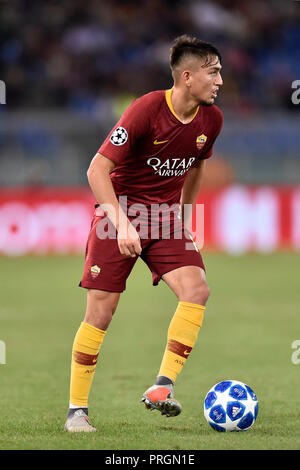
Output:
(117, 223), (142, 258)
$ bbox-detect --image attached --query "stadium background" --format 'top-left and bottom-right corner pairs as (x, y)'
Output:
(0, 0), (300, 451)
(0, 0), (300, 254)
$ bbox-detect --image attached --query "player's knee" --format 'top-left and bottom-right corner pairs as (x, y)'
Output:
(85, 289), (119, 330)
(200, 281), (210, 305)
(182, 280), (210, 306)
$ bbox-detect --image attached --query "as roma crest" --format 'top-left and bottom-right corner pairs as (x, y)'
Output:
(196, 134), (207, 150)
(91, 265), (101, 279)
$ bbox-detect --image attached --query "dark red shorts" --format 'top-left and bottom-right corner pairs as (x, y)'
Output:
(79, 212), (205, 293)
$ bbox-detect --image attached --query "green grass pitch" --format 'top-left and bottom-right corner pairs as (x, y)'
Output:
(0, 252), (299, 450)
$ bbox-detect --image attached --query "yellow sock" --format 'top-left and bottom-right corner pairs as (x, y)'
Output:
(158, 301), (205, 383)
(69, 321), (106, 407)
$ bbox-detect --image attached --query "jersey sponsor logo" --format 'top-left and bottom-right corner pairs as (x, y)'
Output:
(153, 139), (169, 145)
(196, 134), (207, 150)
(147, 157), (195, 177)
(110, 126), (128, 146)
(91, 265), (101, 279)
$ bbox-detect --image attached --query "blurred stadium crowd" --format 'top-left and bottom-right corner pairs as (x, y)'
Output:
(1, 0), (300, 113)
(0, 0), (300, 188)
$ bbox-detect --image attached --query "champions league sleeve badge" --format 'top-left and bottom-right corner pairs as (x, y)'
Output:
(110, 127), (128, 146)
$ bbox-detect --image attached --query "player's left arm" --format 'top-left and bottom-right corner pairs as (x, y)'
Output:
(180, 159), (206, 230)
(181, 107), (223, 230)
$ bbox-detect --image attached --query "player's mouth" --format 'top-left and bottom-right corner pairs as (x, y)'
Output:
(212, 89), (218, 99)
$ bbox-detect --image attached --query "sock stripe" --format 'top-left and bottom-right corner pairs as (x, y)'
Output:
(73, 350), (99, 366)
(167, 339), (192, 358)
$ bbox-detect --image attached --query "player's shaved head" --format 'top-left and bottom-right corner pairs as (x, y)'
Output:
(170, 35), (222, 83)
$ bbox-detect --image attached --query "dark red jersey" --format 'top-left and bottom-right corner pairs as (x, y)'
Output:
(98, 89), (223, 209)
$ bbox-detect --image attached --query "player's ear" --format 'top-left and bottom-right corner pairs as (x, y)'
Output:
(182, 70), (192, 87)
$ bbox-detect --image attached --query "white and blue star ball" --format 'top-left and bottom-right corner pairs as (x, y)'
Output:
(204, 380), (258, 432)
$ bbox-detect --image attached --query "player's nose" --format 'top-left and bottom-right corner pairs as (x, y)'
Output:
(215, 72), (223, 86)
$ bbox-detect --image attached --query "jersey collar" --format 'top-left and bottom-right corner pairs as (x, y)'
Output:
(165, 88), (199, 124)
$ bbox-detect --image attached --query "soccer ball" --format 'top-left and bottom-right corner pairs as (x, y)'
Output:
(203, 380), (258, 432)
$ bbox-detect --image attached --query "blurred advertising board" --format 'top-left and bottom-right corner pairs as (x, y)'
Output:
(0, 186), (298, 255)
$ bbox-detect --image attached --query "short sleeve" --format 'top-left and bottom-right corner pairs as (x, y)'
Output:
(200, 107), (223, 161)
(98, 97), (150, 165)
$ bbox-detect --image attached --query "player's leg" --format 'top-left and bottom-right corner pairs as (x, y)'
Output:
(64, 289), (120, 432)
(84, 288), (121, 330)
(64, 211), (137, 432)
(141, 230), (208, 417)
(142, 266), (208, 417)
(157, 265), (209, 383)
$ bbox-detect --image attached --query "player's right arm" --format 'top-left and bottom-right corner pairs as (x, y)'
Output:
(89, 94), (153, 257)
(87, 152), (142, 258)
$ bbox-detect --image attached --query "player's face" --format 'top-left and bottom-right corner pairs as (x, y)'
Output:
(188, 56), (223, 106)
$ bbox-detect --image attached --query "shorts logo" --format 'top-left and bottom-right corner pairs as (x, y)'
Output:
(91, 265), (101, 279)
(196, 134), (207, 150)
(110, 126), (128, 146)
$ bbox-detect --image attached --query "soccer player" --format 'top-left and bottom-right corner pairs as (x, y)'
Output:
(64, 35), (223, 432)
